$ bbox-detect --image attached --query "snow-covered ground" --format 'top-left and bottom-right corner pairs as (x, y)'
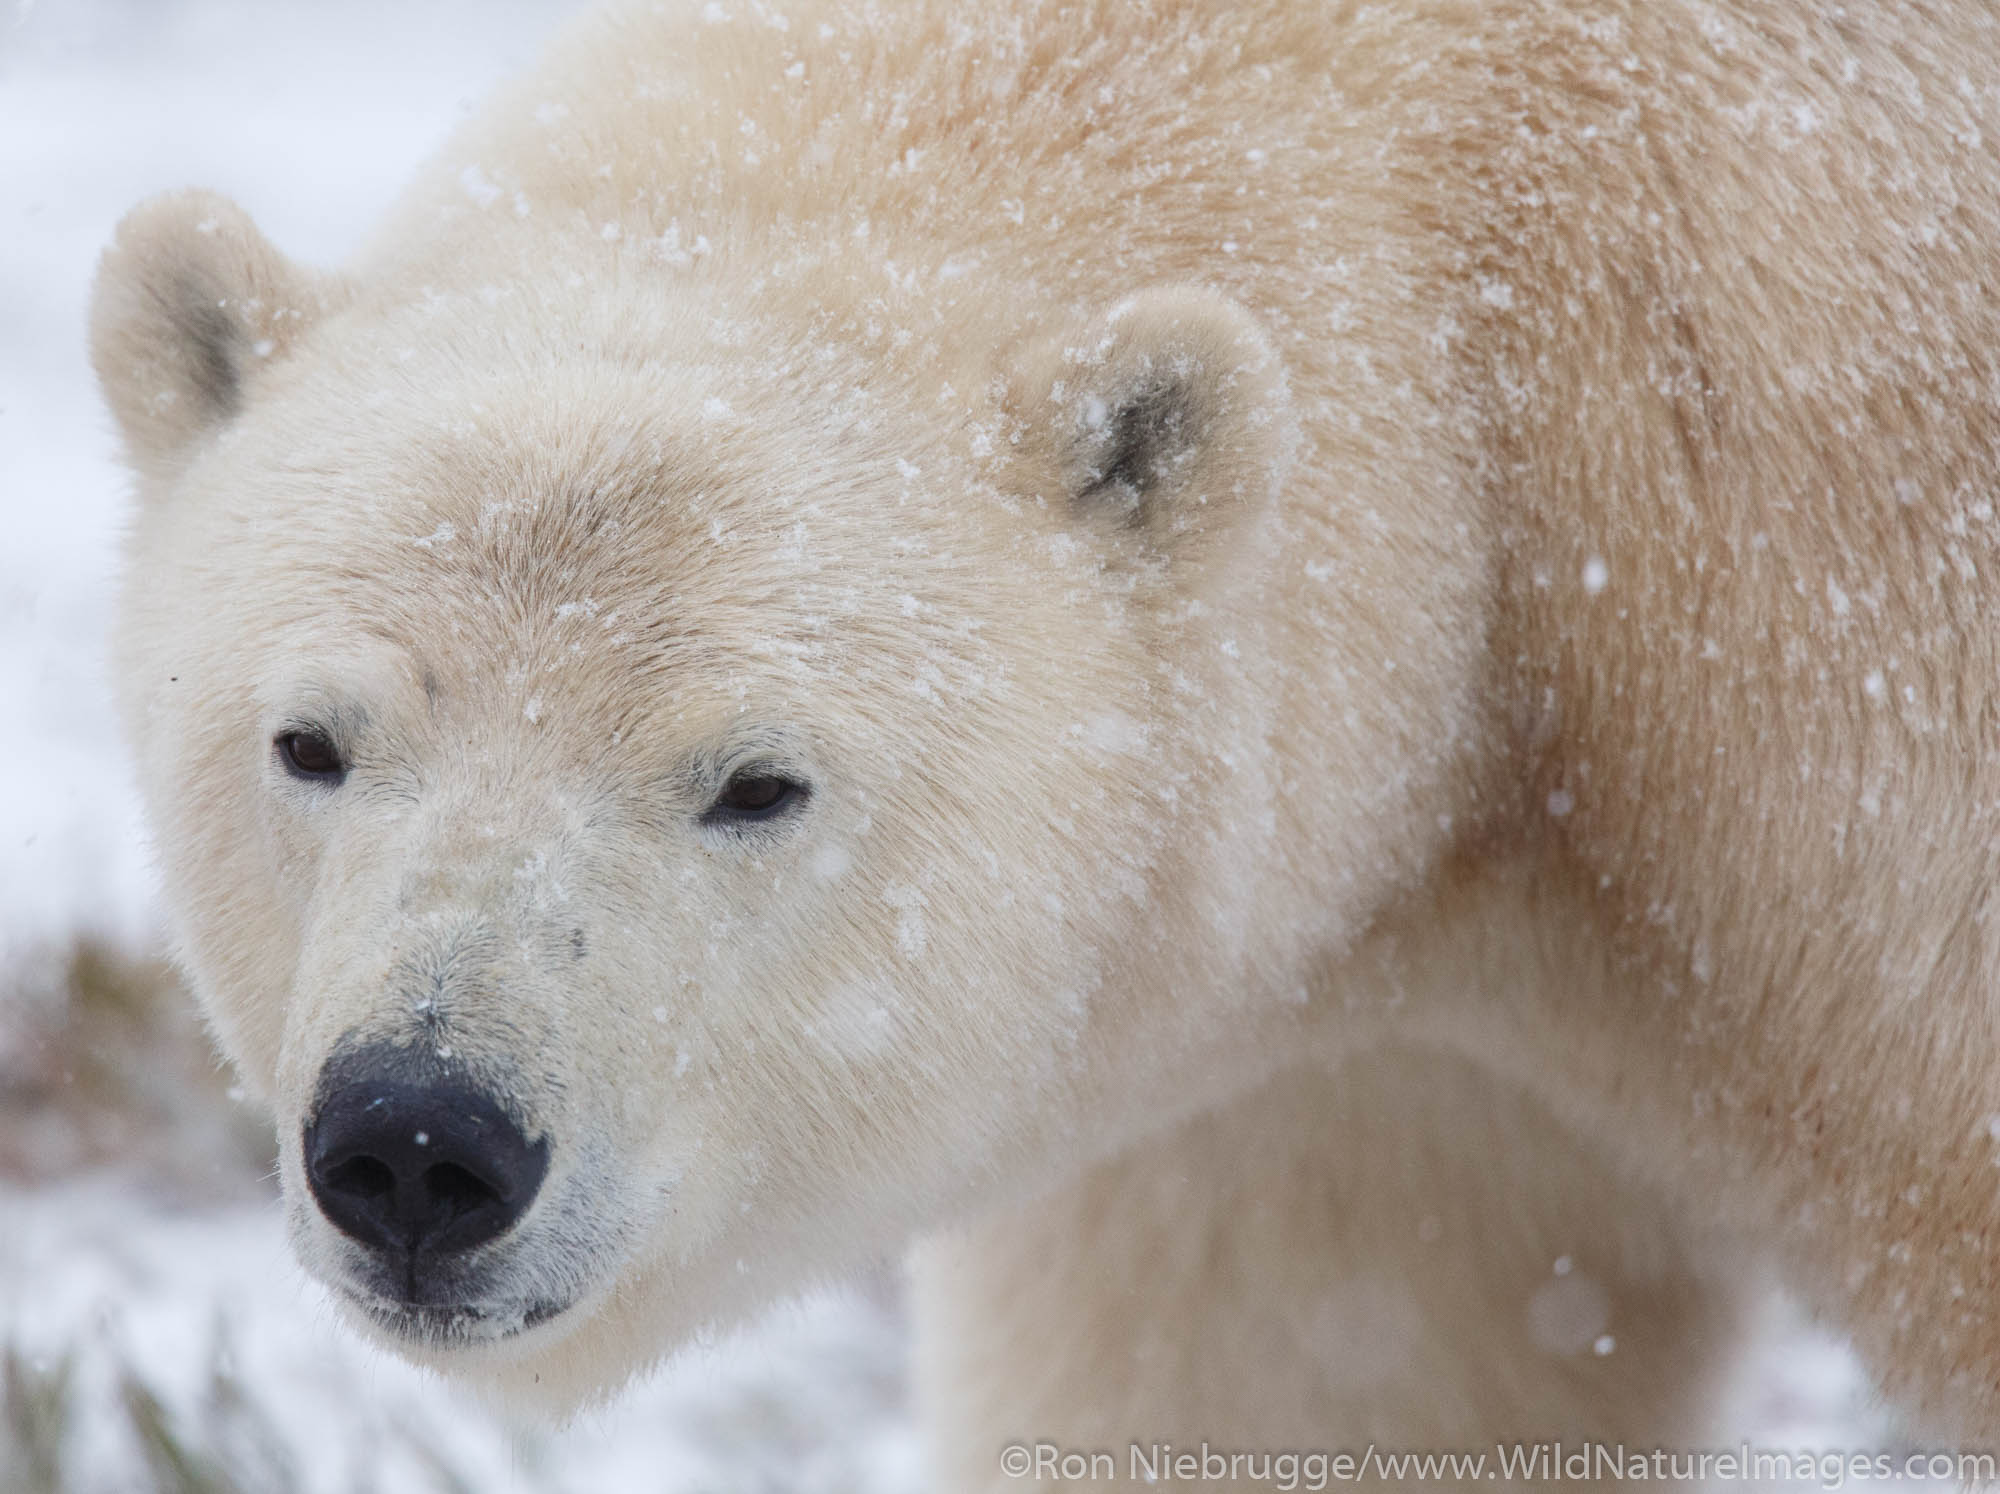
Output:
(1, 1180), (917, 1493)
(0, 1), (1963, 1489)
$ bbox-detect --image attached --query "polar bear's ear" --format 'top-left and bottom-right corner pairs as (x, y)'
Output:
(90, 190), (342, 484)
(1007, 286), (1293, 555)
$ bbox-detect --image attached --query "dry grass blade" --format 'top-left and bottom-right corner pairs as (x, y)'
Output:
(1, 1343), (73, 1494)
(120, 1367), (247, 1494)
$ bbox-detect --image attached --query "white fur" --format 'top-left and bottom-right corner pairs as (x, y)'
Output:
(91, 0), (2000, 1480)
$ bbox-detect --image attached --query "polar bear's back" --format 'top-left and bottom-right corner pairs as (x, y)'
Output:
(361, 0), (2000, 983)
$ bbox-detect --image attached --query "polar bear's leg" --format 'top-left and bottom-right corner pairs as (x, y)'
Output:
(911, 1049), (1756, 1491)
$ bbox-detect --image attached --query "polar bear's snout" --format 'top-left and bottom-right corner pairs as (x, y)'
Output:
(303, 1041), (550, 1290)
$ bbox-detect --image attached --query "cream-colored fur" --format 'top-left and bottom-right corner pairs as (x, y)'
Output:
(915, 1050), (1765, 1491)
(89, 0), (2000, 1483)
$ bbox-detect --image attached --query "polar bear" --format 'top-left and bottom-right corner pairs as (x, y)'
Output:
(90, 0), (2000, 1485)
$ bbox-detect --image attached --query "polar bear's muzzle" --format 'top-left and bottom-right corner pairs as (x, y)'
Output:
(300, 1039), (561, 1339)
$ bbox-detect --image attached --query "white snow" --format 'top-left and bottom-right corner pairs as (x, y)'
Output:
(0, 1179), (919, 1494)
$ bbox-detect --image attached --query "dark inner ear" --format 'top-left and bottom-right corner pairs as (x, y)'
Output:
(1073, 367), (1215, 527)
(1079, 373), (1202, 517)
(170, 277), (246, 424)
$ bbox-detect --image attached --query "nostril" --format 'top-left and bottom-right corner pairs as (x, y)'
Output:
(322, 1154), (397, 1203)
(425, 1160), (501, 1216)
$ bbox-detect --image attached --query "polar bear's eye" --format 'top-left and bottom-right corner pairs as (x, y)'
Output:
(276, 729), (346, 783)
(705, 770), (808, 824)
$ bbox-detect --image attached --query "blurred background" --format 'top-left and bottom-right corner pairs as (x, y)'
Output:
(0, 1), (1951, 1489)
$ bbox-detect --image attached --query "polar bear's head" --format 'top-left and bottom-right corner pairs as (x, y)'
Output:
(91, 191), (1295, 1401)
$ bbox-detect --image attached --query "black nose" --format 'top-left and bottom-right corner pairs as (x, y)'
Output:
(304, 1044), (549, 1258)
